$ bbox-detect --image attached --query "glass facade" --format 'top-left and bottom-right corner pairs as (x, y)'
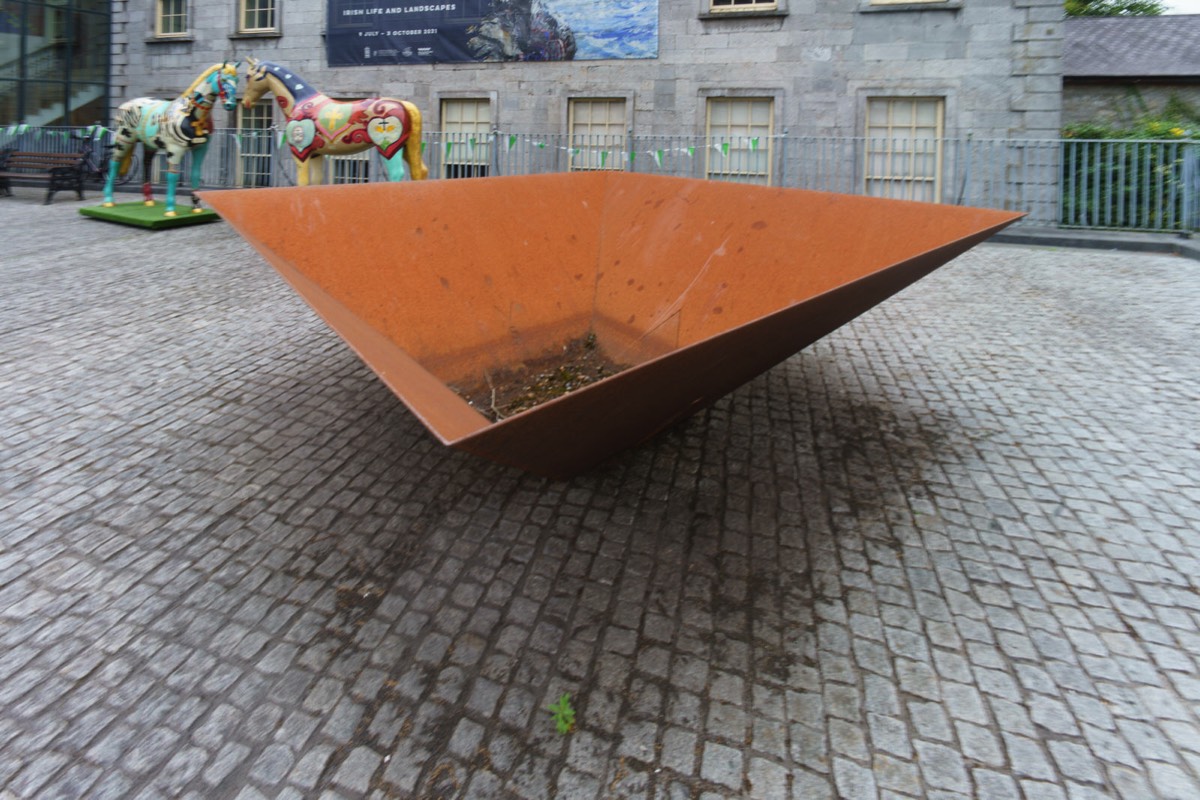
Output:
(1, 0), (110, 126)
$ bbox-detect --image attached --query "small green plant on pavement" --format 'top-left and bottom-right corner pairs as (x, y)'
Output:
(548, 693), (576, 735)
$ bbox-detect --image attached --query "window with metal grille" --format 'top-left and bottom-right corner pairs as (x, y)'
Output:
(330, 152), (371, 184)
(156, 0), (187, 37)
(705, 97), (773, 185)
(238, 102), (274, 188)
(239, 0), (277, 33)
(864, 97), (944, 202)
(568, 99), (626, 172)
(441, 98), (491, 179)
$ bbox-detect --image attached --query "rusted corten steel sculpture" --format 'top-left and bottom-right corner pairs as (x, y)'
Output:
(201, 173), (1022, 478)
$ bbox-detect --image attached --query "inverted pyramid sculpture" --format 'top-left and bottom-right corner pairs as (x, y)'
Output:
(201, 172), (1022, 478)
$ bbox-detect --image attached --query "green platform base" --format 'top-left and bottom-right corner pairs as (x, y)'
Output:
(80, 201), (221, 230)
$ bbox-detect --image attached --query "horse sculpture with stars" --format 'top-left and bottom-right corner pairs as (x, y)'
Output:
(103, 62), (240, 216)
(242, 57), (429, 186)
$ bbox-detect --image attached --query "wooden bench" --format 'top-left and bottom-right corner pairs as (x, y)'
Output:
(0, 149), (88, 205)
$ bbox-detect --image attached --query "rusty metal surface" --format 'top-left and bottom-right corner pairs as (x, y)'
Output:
(201, 173), (1022, 477)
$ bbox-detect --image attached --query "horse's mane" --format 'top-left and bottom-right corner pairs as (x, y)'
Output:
(181, 63), (236, 99)
(255, 61), (320, 103)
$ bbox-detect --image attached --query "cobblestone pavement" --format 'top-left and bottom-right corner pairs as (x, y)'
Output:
(2, 186), (1199, 800)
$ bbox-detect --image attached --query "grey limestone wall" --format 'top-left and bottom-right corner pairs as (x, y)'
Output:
(1064, 82), (1200, 130)
(111, 0), (1062, 140)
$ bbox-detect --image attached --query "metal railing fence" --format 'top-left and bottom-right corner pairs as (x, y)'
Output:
(3, 124), (1197, 233)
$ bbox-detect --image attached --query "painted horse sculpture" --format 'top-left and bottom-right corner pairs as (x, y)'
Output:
(104, 63), (240, 216)
(242, 57), (429, 185)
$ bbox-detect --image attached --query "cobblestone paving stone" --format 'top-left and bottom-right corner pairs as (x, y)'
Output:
(1, 187), (1199, 799)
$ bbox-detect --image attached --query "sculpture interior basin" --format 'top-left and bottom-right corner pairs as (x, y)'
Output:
(200, 172), (1023, 478)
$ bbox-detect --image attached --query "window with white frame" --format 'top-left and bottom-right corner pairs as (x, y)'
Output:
(709, 0), (778, 12)
(156, 0), (187, 37)
(568, 98), (626, 171)
(237, 102), (274, 188)
(441, 98), (492, 179)
(864, 96), (944, 202)
(239, 0), (277, 33)
(705, 97), (773, 185)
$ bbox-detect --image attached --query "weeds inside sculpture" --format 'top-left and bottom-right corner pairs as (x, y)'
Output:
(103, 63), (240, 216)
(242, 57), (430, 186)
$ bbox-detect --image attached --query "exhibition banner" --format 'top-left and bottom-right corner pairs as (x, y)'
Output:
(326, 0), (657, 65)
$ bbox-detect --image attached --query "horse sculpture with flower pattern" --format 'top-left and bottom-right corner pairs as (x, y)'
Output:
(242, 57), (429, 186)
(103, 62), (240, 216)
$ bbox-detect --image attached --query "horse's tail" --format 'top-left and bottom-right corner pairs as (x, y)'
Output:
(401, 101), (430, 181)
(118, 148), (134, 178)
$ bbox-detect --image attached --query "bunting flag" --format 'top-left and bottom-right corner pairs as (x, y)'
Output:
(652, 149), (664, 167)
(599, 151), (608, 168)
(751, 137), (759, 151)
(507, 134), (517, 151)
(468, 137), (476, 151)
(445, 140), (454, 160)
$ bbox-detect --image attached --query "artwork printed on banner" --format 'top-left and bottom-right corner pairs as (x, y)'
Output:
(326, 0), (658, 66)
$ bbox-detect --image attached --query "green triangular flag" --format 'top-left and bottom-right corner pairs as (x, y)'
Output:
(508, 134), (517, 151)
(445, 140), (454, 159)
(750, 137), (759, 151)
(653, 149), (663, 167)
(720, 142), (730, 157)
(600, 151), (608, 168)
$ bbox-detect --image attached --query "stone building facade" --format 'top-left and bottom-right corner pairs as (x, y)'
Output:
(111, 1), (1062, 141)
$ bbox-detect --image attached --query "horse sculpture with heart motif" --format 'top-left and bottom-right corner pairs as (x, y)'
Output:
(242, 57), (429, 185)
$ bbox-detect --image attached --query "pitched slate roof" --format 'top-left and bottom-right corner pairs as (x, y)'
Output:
(1065, 15), (1200, 78)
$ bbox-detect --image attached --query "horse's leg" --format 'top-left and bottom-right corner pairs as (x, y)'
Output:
(141, 145), (157, 206)
(103, 135), (135, 206)
(382, 151), (407, 182)
(401, 101), (430, 181)
(163, 150), (185, 216)
(296, 154), (324, 186)
(188, 141), (210, 213)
